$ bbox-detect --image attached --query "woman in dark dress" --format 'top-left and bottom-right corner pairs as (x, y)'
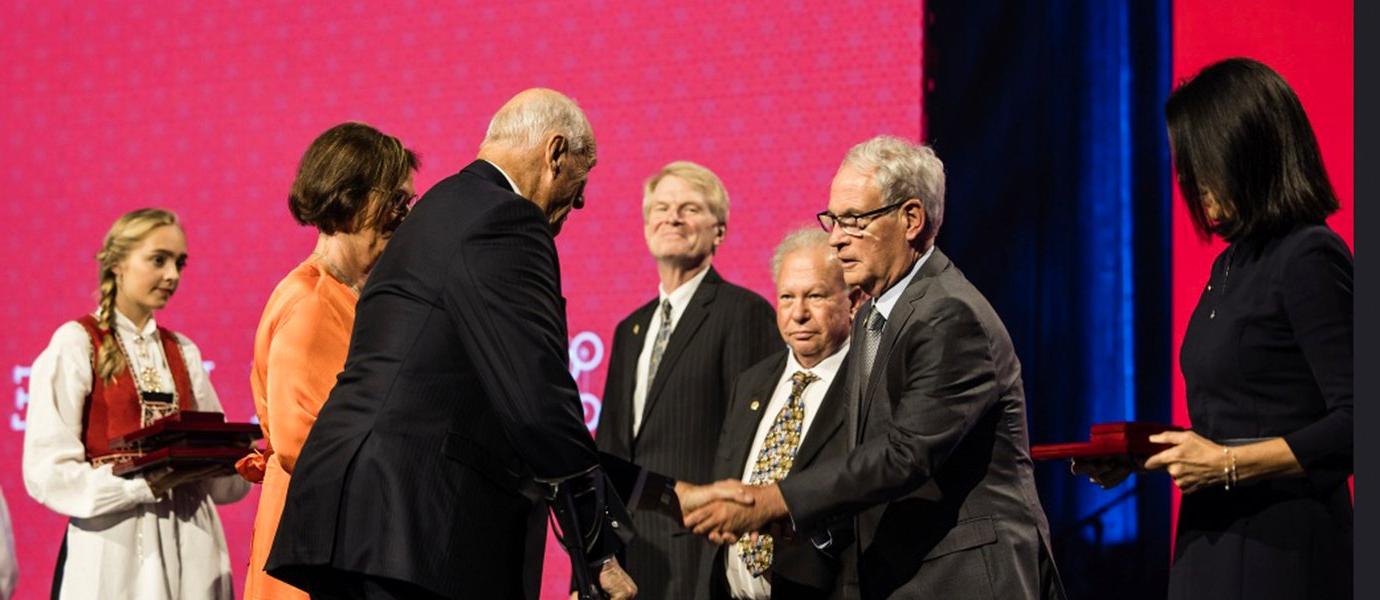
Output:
(1081, 57), (1352, 599)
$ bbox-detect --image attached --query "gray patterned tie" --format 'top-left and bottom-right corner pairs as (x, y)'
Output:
(646, 299), (673, 385)
(848, 306), (886, 444)
(858, 306), (886, 386)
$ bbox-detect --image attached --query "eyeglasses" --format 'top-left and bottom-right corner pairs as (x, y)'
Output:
(373, 187), (417, 217)
(816, 201), (906, 236)
(392, 191), (418, 215)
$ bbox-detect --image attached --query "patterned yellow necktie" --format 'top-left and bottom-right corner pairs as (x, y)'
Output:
(738, 370), (819, 577)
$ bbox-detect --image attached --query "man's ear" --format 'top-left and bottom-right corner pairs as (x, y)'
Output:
(901, 198), (926, 243)
(546, 134), (569, 173)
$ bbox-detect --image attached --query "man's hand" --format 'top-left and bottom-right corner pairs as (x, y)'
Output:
(1070, 455), (1140, 489)
(598, 556), (637, 600)
(569, 557), (637, 600)
(674, 479), (755, 514)
(683, 484), (790, 544)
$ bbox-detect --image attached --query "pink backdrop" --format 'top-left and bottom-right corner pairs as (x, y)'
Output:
(1170, 0), (1354, 547)
(1, 1), (924, 597)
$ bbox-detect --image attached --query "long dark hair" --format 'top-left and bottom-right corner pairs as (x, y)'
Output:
(1165, 57), (1338, 241)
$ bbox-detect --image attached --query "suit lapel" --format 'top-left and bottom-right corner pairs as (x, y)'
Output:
(720, 352), (788, 478)
(638, 267), (722, 438)
(845, 302), (872, 448)
(858, 249), (951, 438)
(792, 353), (850, 470)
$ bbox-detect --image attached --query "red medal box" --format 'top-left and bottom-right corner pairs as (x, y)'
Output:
(1030, 422), (1182, 461)
(110, 411), (262, 478)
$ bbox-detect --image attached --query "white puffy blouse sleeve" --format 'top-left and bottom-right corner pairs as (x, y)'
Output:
(175, 333), (251, 505)
(22, 322), (157, 518)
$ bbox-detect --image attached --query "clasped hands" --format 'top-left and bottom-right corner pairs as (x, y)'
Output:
(675, 479), (792, 545)
(1071, 430), (1232, 494)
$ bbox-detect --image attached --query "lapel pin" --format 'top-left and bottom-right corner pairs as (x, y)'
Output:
(749, 399), (761, 411)
(633, 324), (640, 335)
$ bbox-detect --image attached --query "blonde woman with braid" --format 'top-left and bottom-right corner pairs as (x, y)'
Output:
(22, 208), (250, 599)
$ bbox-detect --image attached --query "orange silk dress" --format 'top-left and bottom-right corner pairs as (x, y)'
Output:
(244, 261), (357, 600)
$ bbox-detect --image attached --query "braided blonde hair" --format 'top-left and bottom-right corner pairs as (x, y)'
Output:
(94, 208), (181, 382)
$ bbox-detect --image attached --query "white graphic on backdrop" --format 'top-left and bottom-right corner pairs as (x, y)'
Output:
(569, 331), (604, 432)
(9, 336), (605, 432)
(11, 367), (29, 432)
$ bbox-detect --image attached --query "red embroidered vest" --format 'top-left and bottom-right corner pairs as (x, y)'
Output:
(75, 314), (196, 462)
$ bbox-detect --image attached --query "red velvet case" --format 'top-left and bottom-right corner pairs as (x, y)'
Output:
(110, 411), (262, 477)
(1030, 422), (1183, 461)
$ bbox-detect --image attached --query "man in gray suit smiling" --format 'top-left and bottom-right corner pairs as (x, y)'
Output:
(685, 136), (1066, 599)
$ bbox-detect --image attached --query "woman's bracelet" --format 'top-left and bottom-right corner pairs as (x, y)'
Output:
(1222, 445), (1239, 491)
(1229, 448), (1239, 488)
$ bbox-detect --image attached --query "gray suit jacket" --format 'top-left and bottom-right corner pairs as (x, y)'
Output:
(778, 247), (1065, 600)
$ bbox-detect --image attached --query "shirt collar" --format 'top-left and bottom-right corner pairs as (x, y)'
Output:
(786, 339), (850, 382)
(872, 244), (935, 319)
(112, 309), (158, 338)
(482, 159), (525, 199)
(658, 265), (711, 309)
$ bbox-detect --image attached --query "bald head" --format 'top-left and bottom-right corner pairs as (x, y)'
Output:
(480, 88), (596, 158)
(477, 88), (598, 236)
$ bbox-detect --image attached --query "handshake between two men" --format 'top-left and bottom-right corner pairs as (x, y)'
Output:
(675, 479), (793, 545)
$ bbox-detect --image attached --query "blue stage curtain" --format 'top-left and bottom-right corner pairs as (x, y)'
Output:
(924, 1), (1171, 597)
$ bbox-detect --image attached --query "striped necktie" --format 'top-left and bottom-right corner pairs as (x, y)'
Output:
(646, 299), (673, 385)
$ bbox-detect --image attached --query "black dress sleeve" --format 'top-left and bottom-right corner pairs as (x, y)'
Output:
(1277, 228), (1353, 485)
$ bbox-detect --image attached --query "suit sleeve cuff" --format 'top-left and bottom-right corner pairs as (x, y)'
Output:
(778, 475), (820, 532)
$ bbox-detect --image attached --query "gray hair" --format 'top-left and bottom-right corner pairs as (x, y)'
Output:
(481, 90), (596, 158)
(770, 227), (832, 281)
(842, 135), (945, 245)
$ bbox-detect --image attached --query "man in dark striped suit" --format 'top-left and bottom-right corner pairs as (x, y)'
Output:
(595, 161), (778, 599)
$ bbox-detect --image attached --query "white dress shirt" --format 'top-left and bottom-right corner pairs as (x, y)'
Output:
(725, 342), (849, 599)
(22, 310), (250, 599)
(631, 266), (711, 435)
(871, 244), (935, 320)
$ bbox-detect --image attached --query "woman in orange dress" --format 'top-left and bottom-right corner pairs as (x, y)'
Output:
(239, 122), (418, 599)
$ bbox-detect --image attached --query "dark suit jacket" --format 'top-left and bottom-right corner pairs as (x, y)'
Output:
(696, 349), (854, 600)
(596, 267), (777, 599)
(779, 248), (1065, 600)
(266, 161), (617, 599)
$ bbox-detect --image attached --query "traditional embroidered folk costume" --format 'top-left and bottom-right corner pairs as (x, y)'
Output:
(23, 311), (249, 599)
